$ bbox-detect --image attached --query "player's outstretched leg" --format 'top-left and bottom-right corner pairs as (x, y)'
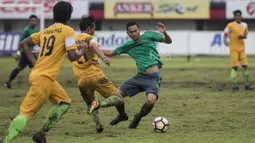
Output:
(242, 65), (254, 90)
(109, 90), (129, 125)
(231, 67), (239, 91)
(89, 94), (124, 113)
(32, 102), (70, 143)
(1, 114), (29, 143)
(89, 90), (129, 125)
(4, 66), (24, 89)
(129, 93), (157, 129)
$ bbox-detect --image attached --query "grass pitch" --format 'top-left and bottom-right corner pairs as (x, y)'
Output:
(1, 56), (255, 143)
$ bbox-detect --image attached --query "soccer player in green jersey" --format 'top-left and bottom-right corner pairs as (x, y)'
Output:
(90, 21), (172, 128)
(4, 15), (38, 89)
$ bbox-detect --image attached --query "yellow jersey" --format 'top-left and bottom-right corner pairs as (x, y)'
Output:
(30, 23), (77, 80)
(72, 33), (103, 79)
(224, 21), (248, 52)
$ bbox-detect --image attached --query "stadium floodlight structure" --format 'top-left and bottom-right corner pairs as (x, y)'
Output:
(0, 3), (45, 30)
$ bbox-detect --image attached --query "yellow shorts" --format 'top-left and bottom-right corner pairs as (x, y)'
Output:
(230, 51), (247, 67)
(20, 75), (71, 119)
(78, 73), (118, 104)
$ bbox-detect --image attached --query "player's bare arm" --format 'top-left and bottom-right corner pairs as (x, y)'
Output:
(156, 22), (172, 44)
(223, 33), (229, 46)
(20, 36), (37, 66)
(102, 49), (117, 57)
(223, 24), (230, 46)
(67, 41), (88, 61)
(91, 44), (111, 66)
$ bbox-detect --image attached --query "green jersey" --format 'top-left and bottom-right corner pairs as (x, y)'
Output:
(114, 31), (164, 72)
(19, 26), (38, 52)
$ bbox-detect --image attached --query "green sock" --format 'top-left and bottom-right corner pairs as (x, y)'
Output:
(89, 110), (101, 126)
(3, 114), (29, 143)
(41, 104), (70, 133)
(243, 69), (249, 86)
(231, 69), (238, 88)
(100, 95), (123, 108)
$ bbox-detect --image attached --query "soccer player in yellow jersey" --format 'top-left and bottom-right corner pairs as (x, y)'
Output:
(72, 15), (126, 132)
(224, 10), (253, 91)
(1, 1), (88, 143)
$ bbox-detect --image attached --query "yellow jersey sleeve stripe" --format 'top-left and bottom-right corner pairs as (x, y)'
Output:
(66, 45), (77, 51)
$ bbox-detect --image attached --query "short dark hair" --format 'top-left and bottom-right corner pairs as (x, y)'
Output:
(53, 1), (73, 23)
(79, 14), (95, 31)
(126, 22), (140, 31)
(29, 15), (38, 20)
(233, 10), (242, 16)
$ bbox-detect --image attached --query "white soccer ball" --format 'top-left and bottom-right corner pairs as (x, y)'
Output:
(152, 117), (169, 133)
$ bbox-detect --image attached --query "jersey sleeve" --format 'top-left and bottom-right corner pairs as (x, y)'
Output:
(224, 24), (231, 35)
(114, 42), (128, 55)
(65, 28), (77, 51)
(89, 36), (100, 46)
(145, 31), (164, 42)
(30, 31), (42, 45)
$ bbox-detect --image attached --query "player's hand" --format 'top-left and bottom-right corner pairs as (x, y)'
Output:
(238, 34), (245, 39)
(79, 40), (88, 54)
(156, 22), (166, 33)
(224, 40), (229, 46)
(102, 57), (111, 66)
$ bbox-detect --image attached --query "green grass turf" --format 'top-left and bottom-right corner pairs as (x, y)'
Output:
(1, 56), (255, 143)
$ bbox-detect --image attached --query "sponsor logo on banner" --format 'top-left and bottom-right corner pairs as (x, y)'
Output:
(0, 0), (88, 19)
(154, 1), (209, 19)
(226, 0), (255, 19)
(0, 32), (21, 55)
(114, 2), (153, 16)
(105, 1), (154, 19)
(104, 0), (209, 19)
(247, 1), (255, 16)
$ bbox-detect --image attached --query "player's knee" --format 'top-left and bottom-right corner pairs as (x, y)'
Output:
(115, 89), (127, 98)
(58, 101), (71, 106)
(242, 65), (248, 69)
(147, 93), (157, 105)
(147, 99), (156, 105)
(232, 66), (238, 71)
(17, 65), (26, 70)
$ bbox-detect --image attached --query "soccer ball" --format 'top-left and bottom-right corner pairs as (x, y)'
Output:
(152, 117), (169, 133)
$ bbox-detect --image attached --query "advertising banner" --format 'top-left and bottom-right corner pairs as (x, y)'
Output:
(2, 31), (255, 56)
(104, 0), (209, 19)
(226, 0), (255, 19)
(0, 0), (88, 19)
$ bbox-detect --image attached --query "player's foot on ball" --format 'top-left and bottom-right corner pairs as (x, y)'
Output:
(89, 98), (100, 113)
(32, 132), (46, 143)
(245, 84), (254, 90)
(3, 82), (11, 89)
(232, 86), (239, 92)
(96, 123), (104, 133)
(110, 113), (128, 125)
(128, 114), (141, 129)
